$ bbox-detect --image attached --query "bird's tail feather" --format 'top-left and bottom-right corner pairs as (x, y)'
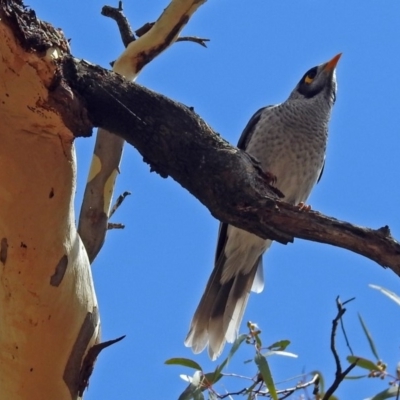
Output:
(185, 255), (260, 360)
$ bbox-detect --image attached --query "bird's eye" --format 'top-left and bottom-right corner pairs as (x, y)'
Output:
(304, 67), (317, 84)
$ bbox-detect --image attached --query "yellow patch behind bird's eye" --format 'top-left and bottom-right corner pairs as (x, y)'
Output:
(305, 75), (314, 84)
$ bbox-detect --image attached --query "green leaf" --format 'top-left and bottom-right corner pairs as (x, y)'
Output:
(193, 390), (205, 400)
(178, 385), (204, 400)
(165, 358), (202, 371)
(347, 356), (380, 371)
(212, 334), (247, 382)
(267, 340), (290, 351)
(255, 352), (278, 400)
(245, 381), (259, 400)
(344, 374), (367, 379)
(255, 333), (262, 349)
(208, 391), (218, 400)
(203, 371), (223, 386)
(263, 350), (297, 358)
(364, 385), (400, 400)
(369, 284), (400, 307)
(358, 313), (380, 360)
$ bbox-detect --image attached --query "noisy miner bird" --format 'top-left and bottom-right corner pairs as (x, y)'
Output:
(185, 53), (341, 360)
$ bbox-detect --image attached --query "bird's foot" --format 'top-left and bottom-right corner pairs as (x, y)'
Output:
(297, 202), (312, 211)
(261, 171), (284, 198)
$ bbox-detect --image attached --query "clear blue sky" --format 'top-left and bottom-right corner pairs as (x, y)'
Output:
(29, 1), (400, 398)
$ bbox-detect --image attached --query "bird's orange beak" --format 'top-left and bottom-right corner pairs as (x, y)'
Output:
(324, 53), (342, 71)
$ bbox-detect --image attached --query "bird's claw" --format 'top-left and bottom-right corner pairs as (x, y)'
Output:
(261, 170), (277, 186)
(262, 170), (284, 198)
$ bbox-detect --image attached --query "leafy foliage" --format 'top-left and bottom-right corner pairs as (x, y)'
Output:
(167, 288), (400, 399)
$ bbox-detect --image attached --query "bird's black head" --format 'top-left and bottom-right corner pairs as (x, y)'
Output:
(289, 53), (341, 104)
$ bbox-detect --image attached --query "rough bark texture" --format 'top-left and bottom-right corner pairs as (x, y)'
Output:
(61, 58), (400, 275)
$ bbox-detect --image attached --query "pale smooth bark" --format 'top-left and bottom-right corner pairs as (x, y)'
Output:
(0, 19), (99, 400)
(78, 0), (207, 262)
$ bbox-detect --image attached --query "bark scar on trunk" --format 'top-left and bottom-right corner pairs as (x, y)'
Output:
(63, 308), (100, 398)
(50, 254), (68, 286)
(0, 238), (8, 265)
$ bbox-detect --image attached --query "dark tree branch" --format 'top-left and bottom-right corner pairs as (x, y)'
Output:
(58, 57), (400, 276)
(135, 21), (154, 37)
(108, 222), (126, 230)
(176, 35), (209, 47)
(322, 297), (358, 400)
(101, 2), (135, 47)
(330, 297), (348, 379)
(4, 0), (400, 275)
(78, 335), (125, 396)
(109, 191), (131, 218)
(323, 362), (358, 400)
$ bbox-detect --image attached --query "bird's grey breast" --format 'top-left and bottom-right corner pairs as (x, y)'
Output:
(245, 102), (328, 204)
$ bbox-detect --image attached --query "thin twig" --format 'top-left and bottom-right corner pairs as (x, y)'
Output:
(218, 387), (248, 398)
(135, 22), (210, 47)
(221, 372), (254, 381)
(135, 22), (154, 37)
(78, 335), (125, 396)
(109, 190), (131, 218)
(108, 222), (125, 230)
(322, 297), (358, 399)
(101, 2), (135, 47)
(216, 374), (319, 399)
(277, 374), (319, 400)
(323, 362), (358, 400)
(331, 297), (346, 378)
(176, 36), (210, 47)
(339, 297), (356, 356)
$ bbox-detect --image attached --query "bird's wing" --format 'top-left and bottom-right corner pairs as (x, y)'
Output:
(185, 106), (272, 359)
(213, 107), (273, 288)
(236, 106), (273, 150)
(317, 159), (325, 183)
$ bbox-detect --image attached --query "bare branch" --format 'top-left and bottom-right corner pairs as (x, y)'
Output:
(61, 58), (400, 276)
(78, 0), (207, 263)
(135, 21), (210, 47)
(340, 298), (356, 356)
(101, 2), (135, 47)
(113, 0), (207, 80)
(109, 190), (131, 218)
(177, 35), (210, 47)
(217, 374), (319, 399)
(108, 222), (126, 230)
(78, 335), (126, 396)
(331, 297), (347, 378)
(322, 297), (358, 399)
(135, 22), (154, 37)
(323, 362), (358, 400)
